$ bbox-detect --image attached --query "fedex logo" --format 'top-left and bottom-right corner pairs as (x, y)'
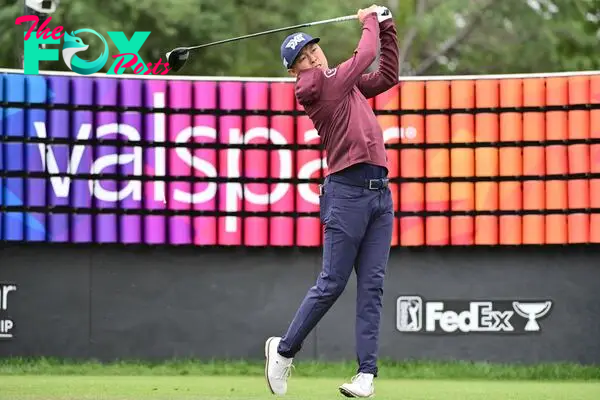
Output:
(426, 302), (514, 333)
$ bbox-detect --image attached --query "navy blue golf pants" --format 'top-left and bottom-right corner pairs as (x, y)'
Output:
(277, 163), (394, 377)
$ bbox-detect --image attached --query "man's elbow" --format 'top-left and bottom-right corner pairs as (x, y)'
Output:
(378, 51), (400, 89)
(383, 70), (399, 89)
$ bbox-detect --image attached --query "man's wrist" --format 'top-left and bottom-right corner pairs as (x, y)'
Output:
(362, 12), (378, 23)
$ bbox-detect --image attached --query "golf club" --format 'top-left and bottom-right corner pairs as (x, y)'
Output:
(166, 14), (359, 73)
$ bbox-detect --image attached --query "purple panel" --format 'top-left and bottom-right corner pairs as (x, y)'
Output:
(92, 77), (119, 243)
(44, 76), (71, 242)
(143, 79), (167, 245)
(70, 75), (94, 243)
(5, 74), (25, 241)
(25, 75), (49, 241)
(167, 80), (193, 245)
(118, 78), (142, 244)
(0, 75), (4, 239)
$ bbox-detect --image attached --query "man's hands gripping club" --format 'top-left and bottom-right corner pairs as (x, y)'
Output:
(357, 4), (393, 23)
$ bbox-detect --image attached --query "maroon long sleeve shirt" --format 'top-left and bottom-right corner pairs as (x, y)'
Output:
(294, 13), (399, 176)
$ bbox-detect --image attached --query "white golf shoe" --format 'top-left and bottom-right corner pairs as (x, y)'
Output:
(339, 372), (375, 398)
(264, 336), (294, 395)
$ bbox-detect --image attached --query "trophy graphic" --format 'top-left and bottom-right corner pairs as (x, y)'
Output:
(512, 301), (552, 331)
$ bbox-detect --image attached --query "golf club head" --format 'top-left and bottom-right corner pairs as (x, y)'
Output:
(166, 47), (189, 72)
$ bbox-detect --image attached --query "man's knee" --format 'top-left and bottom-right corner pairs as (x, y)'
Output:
(315, 272), (349, 301)
(361, 285), (384, 298)
(357, 267), (386, 292)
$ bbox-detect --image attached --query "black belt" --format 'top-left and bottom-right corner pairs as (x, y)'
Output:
(329, 175), (389, 190)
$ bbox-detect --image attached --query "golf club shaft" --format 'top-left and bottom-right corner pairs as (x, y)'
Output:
(186, 14), (358, 51)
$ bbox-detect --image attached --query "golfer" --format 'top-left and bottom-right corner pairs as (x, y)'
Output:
(265, 4), (399, 398)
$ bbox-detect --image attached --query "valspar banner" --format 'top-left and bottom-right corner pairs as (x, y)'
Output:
(1, 71), (600, 246)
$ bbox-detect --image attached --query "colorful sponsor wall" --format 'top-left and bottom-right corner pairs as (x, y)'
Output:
(1, 71), (599, 246)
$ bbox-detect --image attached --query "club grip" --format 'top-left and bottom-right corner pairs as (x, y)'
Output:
(309, 14), (358, 26)
(329, 15), (359, 23)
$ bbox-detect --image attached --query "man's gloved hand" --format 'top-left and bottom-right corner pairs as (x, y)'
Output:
(357, 4), (379, 23)
(375, 6), (392, 22)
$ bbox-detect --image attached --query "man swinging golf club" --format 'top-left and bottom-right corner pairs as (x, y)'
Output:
(265, 4), (399, 398)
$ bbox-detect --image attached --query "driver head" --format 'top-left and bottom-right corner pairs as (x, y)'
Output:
(166, 48), (189, 72)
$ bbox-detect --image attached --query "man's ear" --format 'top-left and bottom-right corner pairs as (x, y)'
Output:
(287, 68), (297, 77)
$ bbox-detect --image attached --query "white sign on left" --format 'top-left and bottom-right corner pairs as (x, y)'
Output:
(0, 283), (17, 339)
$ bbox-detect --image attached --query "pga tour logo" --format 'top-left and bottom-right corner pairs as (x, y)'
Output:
(0, 283), (17, 339)
(396, 296), (553, 334)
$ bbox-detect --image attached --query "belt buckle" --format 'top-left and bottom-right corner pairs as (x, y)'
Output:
(368, 178), (388, 190)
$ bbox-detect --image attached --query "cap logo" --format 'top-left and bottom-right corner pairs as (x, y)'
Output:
(285, 34), (305, 50)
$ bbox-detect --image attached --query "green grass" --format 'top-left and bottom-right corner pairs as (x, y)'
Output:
(1, 358), (599, 400)
(1, 376), (599, 400)
(1, 357), (599, 381)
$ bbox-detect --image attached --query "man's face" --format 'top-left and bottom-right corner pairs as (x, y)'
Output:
(288, 42), (328, 77)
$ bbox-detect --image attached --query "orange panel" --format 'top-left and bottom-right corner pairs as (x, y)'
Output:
(400, 81), (426, 246)
(567, 76), (591, 243)
(475, 79), (499, 245)
(545, 77), (568, 244)
(425, 81), (450, 245)
(591, 75), (600, 243)
(450, 80), (475, 245)
(499, 79), (523, 244)
(522, 78), (545, 244)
